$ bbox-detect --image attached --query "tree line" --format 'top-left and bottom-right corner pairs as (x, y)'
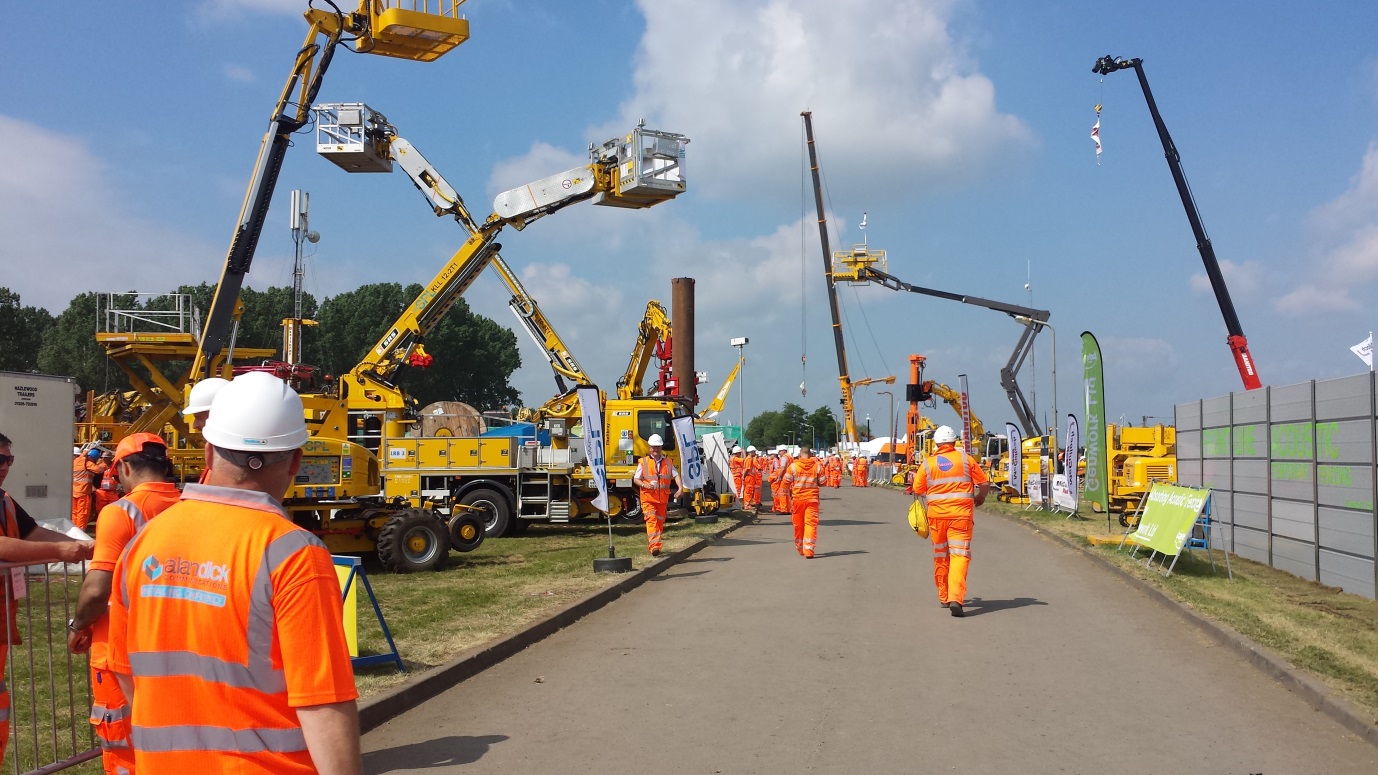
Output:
(0, 284), (523, 411)
(745, 403), (844, 450)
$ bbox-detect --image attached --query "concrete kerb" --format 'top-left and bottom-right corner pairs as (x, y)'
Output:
(358, 510), (757, 734)
(988, 506), (1378, 750)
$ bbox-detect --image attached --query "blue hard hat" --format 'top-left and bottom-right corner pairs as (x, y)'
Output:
(86, 449), (102, 460)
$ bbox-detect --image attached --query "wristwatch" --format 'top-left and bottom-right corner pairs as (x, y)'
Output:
(67, 618), (80, 633)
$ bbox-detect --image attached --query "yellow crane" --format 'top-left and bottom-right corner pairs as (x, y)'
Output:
(616, 301), (674, 400)
(81, 2), (471, 457)
(697, 360), (742, 424)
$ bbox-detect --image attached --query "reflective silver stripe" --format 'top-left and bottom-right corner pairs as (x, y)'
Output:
(0, 708), (9, 723)
(926, 493), (975, 502)
(110, 498), (148, 531)
(932, 542), (948, 549)
(0, 678), (6, 693)
(248, 530), (326, 682)
(950, 548), (971, 557)
(91, 702), (130, 722)
(117, 768), (131, 775)
(132, 724), (307, 754)
(181, 483), (290, 520)
(128, 651), (287, 694)
(99, 737), (132, 750)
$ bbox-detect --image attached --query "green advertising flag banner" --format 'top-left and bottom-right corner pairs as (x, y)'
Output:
(1128, 484), (1210, 556)
(1081, 332), (1109, 510)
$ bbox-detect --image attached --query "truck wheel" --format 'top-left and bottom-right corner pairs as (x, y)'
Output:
(506, 518), (530, 535)
(459, 488), (511, 538)
(616, 491), (643, 523)
(377, 510), (451, 573)
(449, 513), (486, 553)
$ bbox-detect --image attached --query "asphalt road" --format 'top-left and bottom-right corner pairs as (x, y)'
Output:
(362, 483), (1376, 774)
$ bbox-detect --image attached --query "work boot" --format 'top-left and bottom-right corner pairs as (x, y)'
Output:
(651, 548), (661, 558)
(939, 601), (949, 609)
(949, 602), (964, 618)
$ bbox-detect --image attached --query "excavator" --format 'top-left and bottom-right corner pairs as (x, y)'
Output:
(280, 103), (695, 566)
(617, 300), (675, 400)
(77, 1), (471, 469)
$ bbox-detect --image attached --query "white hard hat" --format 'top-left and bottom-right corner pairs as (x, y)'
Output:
(732, 445), (743, 453)
(777, 445), (787, 452)
(183, 377), (230, 415)
(934, 425), (958, 444)
(747, 445), (756, 452)
(202, 372), (309, 453)
(648, 434), (664, 447)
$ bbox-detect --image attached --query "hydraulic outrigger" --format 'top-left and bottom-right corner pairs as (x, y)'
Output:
(1092, 54), (1263, 390)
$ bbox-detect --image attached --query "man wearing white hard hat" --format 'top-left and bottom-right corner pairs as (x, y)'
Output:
(743, 446), (763, 511)
(107, 372), (362, 772)
(632, 434), (683, 557)
(181, 377), (229, 432)
(909, 425), (989, 618)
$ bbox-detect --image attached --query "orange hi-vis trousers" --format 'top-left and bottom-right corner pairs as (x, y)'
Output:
(72, 495), (93, 531)
(90, 667), (134, 775)
(641, 494), (667, 553)
(930, 516), (973, 605)
(0, 644), (9, 761)
(742, 475), (760, 508)
(792, 498), (819, 557)
(771, 479), (791, 513)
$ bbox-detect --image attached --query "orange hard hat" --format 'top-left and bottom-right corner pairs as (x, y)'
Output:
(113, 433), (168, 465)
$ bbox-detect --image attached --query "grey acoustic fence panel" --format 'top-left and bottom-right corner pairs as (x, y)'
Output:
(1170, 373), (1376, 599)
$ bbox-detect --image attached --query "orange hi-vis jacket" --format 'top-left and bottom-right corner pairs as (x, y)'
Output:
(87, 481), (182, 672)
(1, 490), (24, 643)
(783, 457), (823, 503)
(729, 454), (746, 490)
(913, 447), (989, 520)
(108, 484), (357, 773)
(746, 456), (764, 483)
(636, 454), (676, 506)
(72, 458), (104, 497)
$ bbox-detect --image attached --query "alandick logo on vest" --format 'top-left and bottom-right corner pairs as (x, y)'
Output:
(139, 554), (231, 607)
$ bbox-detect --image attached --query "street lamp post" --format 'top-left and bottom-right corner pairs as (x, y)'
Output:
(802, 423), (815, 449)
(864, 414), (871, 442)
(1016, 316), (1057, 504)
(731, 337), (748, 432)
(877, 390), (895, 482)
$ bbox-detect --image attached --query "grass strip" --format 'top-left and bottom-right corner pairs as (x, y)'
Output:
(984, 500), (1378, 724)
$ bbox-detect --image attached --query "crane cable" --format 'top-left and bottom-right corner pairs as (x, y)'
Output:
(799, 124), (808, 397)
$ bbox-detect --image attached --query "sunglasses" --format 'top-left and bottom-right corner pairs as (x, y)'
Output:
(0, 455), (14, 466)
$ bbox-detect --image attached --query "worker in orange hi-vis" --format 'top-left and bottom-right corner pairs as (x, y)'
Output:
(827, 453), (844, 488)
(909, 425), (990, 618)
(632, 434), (683, 557)
(94, 451), (119, 514)
(106, 373), (361, 774)
(742, 447), (762, 511)
(68, 433), (181, 775)
(729, 445), (747, 506)
(72, 448), (108, 531)
(783, 446), (824, 558)
(0, 432), (95, 763)
(772, 447), (794, 514)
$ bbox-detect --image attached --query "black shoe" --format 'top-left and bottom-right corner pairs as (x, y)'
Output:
(939, 601), (950, 609)
(949, 602), (964, 618)
(651, 548), (661, 557)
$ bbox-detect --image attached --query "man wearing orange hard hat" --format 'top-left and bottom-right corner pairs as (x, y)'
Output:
(69, 432), (180, 774)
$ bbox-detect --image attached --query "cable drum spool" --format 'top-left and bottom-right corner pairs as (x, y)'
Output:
(418, 401), (486, 437)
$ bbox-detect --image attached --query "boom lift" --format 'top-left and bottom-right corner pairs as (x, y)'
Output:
(285, 104), (692, 560)
(81, 2), (471, 461)
(1092, 55), (1262, 390)
(831, 253), (1050, 440)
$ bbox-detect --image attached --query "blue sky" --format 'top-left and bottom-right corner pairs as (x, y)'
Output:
(4, 0), (1377, 440)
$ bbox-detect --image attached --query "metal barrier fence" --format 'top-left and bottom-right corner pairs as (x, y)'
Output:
(2, 560), (98, 775)
(1176, 372), (1378, 599)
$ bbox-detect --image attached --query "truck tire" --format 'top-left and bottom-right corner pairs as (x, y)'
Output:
(615, 490), (642, 523)
(448, 513), (486, 553)
(376, 510), (451, 573)
(459, 488), (512, 538)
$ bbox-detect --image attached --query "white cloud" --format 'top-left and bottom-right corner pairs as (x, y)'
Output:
(1189, 258), (1263, 297)
(0, 116), (217, 313)
(222, 64), (255, 83)
(1275, 143), (1378, 315)
(598, 0), (1031, 201)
